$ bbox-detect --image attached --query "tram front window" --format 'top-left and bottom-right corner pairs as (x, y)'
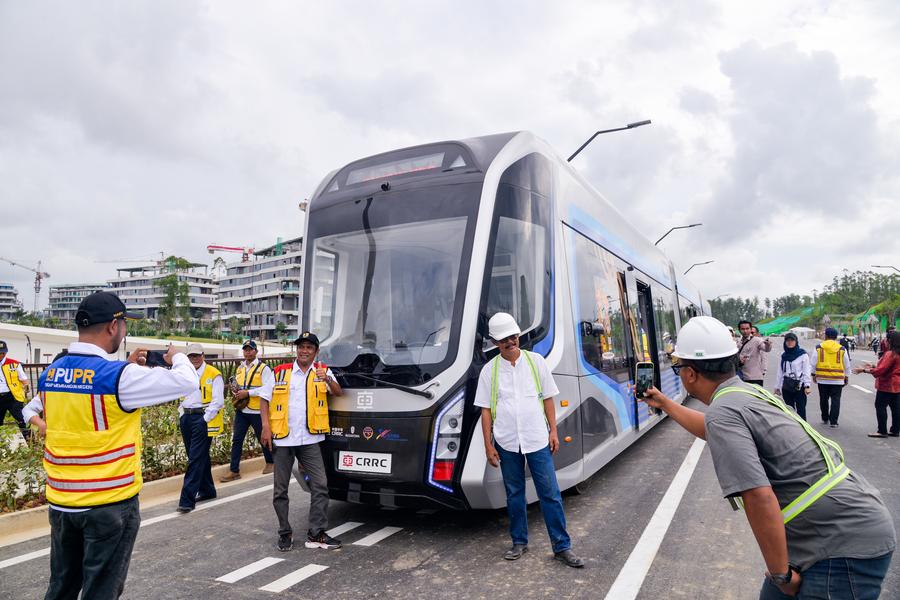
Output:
(305, 185), (477, 384)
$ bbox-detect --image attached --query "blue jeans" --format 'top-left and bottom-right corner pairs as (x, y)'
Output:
(179, 413), (215, 509)
(228, 410), (273, 473)
(495, 443), (571, 553)
(759, 552), (893, 599)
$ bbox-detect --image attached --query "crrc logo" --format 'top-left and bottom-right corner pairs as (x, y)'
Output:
(342, 454), (354, 467)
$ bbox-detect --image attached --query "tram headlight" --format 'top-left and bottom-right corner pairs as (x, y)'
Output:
(427, 388), (465, 493)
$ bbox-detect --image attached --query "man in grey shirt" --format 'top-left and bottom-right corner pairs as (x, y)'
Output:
(644, 316), (895, 599)
(738, 320), (771, 385)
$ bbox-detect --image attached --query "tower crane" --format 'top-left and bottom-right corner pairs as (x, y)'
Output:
(206, 244), (255, 262)
(0, 257), (50, 313)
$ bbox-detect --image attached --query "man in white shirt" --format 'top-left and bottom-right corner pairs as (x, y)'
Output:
(176, 343), (225, 513)
(22, 291), (198, 600)
(0, 339), (31, 440)
(222, 340), (275, 481)
(474, 313), (584, 568)
(261, 332), (343, 552)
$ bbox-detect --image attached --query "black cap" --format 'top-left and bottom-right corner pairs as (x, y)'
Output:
(293, 332), (320, 348)
(0, 340), (7, 353)
(74, 292), (142, 327)
(242, 340), (258, 350)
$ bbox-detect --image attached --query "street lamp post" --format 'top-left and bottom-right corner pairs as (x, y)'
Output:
(872, 264), (900, 274)
(684, 260), (714, 275)
(713, 293), (731, 301)
(567, 120), (652, 162)
(655, 223), (702, 246)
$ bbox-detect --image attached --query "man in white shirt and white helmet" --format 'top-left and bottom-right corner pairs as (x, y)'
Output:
(642, 316), (894, 599)
(474, 312), (584, 568)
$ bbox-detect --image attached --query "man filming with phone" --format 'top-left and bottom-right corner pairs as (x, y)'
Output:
(21, 291), (199, 600)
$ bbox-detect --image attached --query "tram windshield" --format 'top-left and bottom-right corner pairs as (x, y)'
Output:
(304, 183), (479, 384)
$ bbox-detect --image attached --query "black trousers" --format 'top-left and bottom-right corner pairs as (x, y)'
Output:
(45, 496), (141, 600)
(874, 390), (900, 435)
(0, 392), (30, 440)
(782, 385), (808, 421)
(179, 413), (215, 509)
(818, 384), (843, 425)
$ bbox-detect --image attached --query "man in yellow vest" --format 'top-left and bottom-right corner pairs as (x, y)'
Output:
(0, 340), (31, 441)
(221, 339), (275, 481)
(21, 291), (198, 600)
(260, 332), (342, 552)
(643, 316), (894, 599)
(811, 327), (851, 428)
(176, 343), (224, 513)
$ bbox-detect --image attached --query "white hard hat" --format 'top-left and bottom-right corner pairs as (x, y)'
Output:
(673, 316), (739, 360)
(488, 312), (521, 340)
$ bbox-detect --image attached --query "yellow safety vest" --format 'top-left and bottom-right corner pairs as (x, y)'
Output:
(236, 361), (266, 410)
(268, 363), (329, 438)
(180, 363), (224, 437)
(1, 358), (27, 403)
(37, 354), (142, 508)
(814, 340), (846, 382)
(489, 351), (547, 426)
(713, 384), (850, 524)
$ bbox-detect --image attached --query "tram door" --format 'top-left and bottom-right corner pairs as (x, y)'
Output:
(623, 270), (660, 431)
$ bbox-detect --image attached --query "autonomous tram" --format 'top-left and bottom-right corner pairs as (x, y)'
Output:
(300, 131), (710, 510)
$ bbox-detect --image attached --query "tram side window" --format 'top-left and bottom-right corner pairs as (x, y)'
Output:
(483, 182), (551, 349)
(569, 230), (629, 371)
(652, 292), (677, 358)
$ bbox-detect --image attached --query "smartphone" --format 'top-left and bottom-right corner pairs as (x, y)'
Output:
(145, 350), (169, 368)
(634, 361), (655, 399)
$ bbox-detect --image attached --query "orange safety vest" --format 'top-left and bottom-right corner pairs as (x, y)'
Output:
(815, 340), (846, 382)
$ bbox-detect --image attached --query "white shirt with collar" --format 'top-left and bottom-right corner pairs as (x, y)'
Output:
(0, 360), (28, 394)
(238, 358), (275, 414)
(179, 362), (225, 423)
(21, 341), (198, 512)
(273, 361), (334, 447)
(474, 351), (559, 454)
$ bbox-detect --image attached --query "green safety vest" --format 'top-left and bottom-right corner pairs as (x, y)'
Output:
(489, 351), (547, 426)
(713, 384), (850, 524)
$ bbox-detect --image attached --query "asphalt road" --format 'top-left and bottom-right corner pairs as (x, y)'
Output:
(1, 339), (897, 599)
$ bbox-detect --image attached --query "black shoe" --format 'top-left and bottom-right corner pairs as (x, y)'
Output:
(829, 423), (838, 428)
(195, 493), (217, 502)
(503, 544), (528, 560)
(888, 432), (899, 437)
(176, 505), (193, 514)
(305, 529), (341, 549)
(554, 549), (584, 568)
(277, 534), (293, 552)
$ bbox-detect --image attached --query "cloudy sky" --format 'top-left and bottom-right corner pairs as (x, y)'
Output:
(1, 0), (899, 312)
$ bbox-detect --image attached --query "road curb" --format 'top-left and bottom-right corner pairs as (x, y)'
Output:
(0, 456), (266, 547)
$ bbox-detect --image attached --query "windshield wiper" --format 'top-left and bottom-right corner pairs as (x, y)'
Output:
(334, 370), (434, 399)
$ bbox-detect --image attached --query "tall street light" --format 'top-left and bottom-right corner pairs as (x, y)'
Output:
(684, 260), (714, 275)
(655, 223), (702, 246)
(713, 293), (731, 300)
(872, 264), (900, 274)
(567, 120), (652, 162)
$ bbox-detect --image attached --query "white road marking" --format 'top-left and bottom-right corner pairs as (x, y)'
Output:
(0, 548), (50, 570)
(216, 557), (284, 583)
(852, 384), (873, 394)
(352, 526), (403, 547)
(258, 564), (328, 593)
(325, 521), (364, 538)
(604, 438), (707, 600)
(0, 483), (275, 570)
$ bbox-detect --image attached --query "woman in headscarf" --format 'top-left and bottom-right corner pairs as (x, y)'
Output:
(774, 332), (812, 420)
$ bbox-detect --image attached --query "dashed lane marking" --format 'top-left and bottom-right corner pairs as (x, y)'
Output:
(851, 384), (873, 394)
(216, 557), (285, 583)
(0, 483), (275, 570)
(604, 438), (707, 600)
(325, 521), (364, 538)
(259, 564), (329, 593)
(352, 526), (403, 547)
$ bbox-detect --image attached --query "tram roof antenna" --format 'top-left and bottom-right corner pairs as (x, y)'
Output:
(567, 120), (652, 162)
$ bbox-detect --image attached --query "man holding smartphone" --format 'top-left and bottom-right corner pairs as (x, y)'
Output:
(474, 312), (583, 568)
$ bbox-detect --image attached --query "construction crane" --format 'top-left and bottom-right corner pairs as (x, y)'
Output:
(207, 244), (255, 262)
(0, 257), (50, 313)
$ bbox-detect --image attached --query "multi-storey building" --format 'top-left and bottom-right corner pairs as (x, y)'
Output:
(216, 237), (302, 341)
(0, 283), (21, 321)
(48, 283), (108, 324)
(107, 261), (217, 323)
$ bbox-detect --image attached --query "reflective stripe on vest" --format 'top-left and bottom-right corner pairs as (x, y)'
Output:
(1, 359), (27, 403)
(47, 473), (136, 492)
(268, 364), (329, 439)
(814, 341), (846, 381)
(489, 351), (546, 424)
(236, 361), (265, 410)
(713, 384), (850, 524)
(44, 444), (136, 466)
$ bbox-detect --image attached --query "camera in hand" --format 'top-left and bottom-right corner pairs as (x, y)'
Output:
(144, 350), (169, 368)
